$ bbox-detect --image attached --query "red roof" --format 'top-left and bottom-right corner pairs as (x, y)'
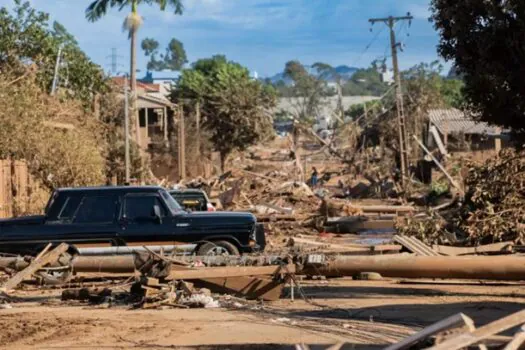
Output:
(111, 77), (160, 92)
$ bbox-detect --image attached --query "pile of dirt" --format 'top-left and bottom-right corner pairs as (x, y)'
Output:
(398, 148), (525, 246)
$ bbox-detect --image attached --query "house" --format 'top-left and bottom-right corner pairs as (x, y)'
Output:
(112, 77), (177, 150)
(426, 108), (509, 154)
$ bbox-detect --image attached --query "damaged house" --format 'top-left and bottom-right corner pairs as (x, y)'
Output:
(426, 108), (509, 155)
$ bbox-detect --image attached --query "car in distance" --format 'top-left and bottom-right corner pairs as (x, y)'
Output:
(0, 186), (265, 256)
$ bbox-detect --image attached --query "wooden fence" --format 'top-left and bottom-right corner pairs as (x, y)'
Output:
(0, 159), (46, 218)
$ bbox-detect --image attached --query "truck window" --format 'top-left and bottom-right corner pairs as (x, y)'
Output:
(124, 195), (166, 221)
(74, 196), (117, 223)
(56, 196), (82, 222)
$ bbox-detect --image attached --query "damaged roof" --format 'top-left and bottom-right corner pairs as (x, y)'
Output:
(428, 108), (504, 136)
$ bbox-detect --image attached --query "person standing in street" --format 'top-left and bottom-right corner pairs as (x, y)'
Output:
(310, 167), (318, 188)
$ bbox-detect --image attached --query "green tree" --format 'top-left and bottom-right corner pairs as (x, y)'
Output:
(172, 55), (276, 170)
(0, 1), (107, 105)
(163, 38), (187, 70)
(86, 0), (184, 145)
(431, 0), (525, 137)
(343, 62), (388, 97)
(142, 37), (187, 71)
(141, 37), (164, 71)
(283, 60), (328, 122)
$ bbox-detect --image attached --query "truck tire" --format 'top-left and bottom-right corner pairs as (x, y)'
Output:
(197, 240), (240, 256)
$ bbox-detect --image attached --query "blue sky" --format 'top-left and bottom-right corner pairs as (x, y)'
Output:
(1, 0), (446, 77)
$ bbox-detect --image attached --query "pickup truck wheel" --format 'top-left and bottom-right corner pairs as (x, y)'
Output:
(197, 241), (240, 256)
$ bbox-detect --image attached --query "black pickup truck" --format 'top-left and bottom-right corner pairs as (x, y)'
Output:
(0, 186), (265, 256)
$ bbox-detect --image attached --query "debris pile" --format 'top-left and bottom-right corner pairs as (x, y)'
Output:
(398, 148), (525, 246)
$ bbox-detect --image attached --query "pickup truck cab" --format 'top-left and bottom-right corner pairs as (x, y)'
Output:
(0, 186), (265, 256)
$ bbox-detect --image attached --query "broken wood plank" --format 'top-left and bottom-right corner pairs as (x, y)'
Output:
(503, 325), (525, 350)
(428, 310), (525, 350)
(259, 202), (294, 215)
(290, 237), (401, 253)
(432, 242), (514, 256)
(256, 214), (297, 222)
(166, 264), (296, 281)
(384, 313), (475, 350)
(0, 243), (69, 293)
(325, 218), (395, 233)
(239, 169), (275, 181)
(194, 276), (284, 301)
(393, 235), (440, 256)
(413, 135), (464, 195)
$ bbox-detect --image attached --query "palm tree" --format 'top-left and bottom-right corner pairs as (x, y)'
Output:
(86, 0), (183, 149)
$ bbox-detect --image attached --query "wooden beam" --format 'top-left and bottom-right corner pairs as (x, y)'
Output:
(413, 135), (464, 195)
(432, 242), (514, 256)
(166, 264), (295, 281)
(428, 310), (525, 350)
(393, 235), (440, 256)
(194, 276), (284, 301)
(0, 243), (69, 293)
(384, 313), (475, 350)
(239, 169), (275, 181)
(503, 325), (525, 350)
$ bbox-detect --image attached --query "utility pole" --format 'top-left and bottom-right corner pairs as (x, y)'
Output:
(50, 45), (63, 95)
(178, 105), (186, 181)
(369, 14), (412, 187)
(124, 75), (131, 184)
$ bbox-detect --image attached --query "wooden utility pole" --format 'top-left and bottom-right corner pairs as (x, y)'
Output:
(195, 101), (201, 160)
(369, 15), (412, 187)
(178, 105), (186, 181)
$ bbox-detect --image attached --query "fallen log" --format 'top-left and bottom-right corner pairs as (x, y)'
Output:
(301, 255), (525, 281)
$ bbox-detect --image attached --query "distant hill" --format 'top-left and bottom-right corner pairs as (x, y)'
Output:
(267, 65), (360, 85)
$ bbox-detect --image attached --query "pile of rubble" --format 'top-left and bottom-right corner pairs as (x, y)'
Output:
(398, 148), (525, 246)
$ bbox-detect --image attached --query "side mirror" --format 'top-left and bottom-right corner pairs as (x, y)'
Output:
(153, 205), (163, 224)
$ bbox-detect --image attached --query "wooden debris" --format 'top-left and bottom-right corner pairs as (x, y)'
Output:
(428, 309), (525, 350)
(432, 242), (515, 256)
(0, 243), (69, 293)
(166, 264), (296, 281)
(413, 135), (464, 195)
(503, 325), (525, 350)
(195, 276), (284, 301)
(383, 313), (475, 350)
(289, 237), (401, 254)
(393, 235), (440, 256)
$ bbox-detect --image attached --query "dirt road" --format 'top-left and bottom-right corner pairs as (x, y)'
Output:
(1, 278), (524, 349)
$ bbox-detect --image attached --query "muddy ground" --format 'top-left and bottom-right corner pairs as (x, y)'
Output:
(1, 277), (524, 349)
